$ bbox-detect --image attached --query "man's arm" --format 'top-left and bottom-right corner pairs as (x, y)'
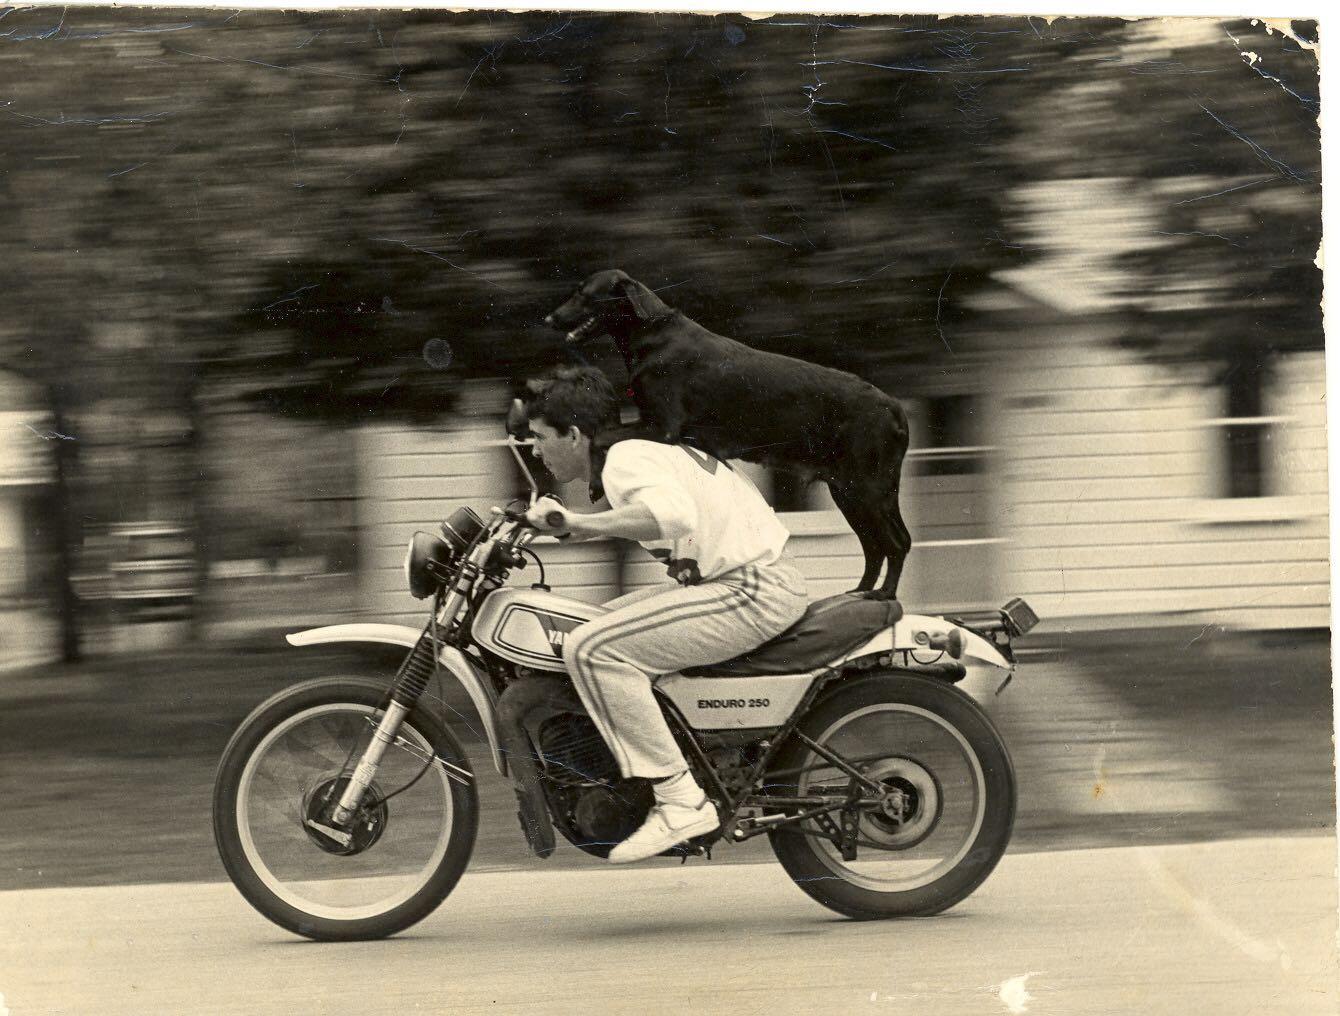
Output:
(527, 497), (664, 542)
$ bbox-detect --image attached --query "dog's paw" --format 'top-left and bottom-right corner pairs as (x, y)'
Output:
(849, 588), (898, 602)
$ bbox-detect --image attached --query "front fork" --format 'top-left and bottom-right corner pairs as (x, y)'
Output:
(330, 701), (412, 825)
(329, 585), (467, 827)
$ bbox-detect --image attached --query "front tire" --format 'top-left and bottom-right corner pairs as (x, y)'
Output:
(213, 677), (478, 941)
(768, 672), (1015, 920)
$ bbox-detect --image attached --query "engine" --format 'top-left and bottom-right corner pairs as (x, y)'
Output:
(536, 714), (653, 854)
(536, 714), (620, 785)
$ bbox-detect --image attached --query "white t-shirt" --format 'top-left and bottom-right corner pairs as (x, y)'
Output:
(601, 440), (792, 584)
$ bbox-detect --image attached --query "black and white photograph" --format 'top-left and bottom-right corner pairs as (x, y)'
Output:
(0, 3), (1332, 1013)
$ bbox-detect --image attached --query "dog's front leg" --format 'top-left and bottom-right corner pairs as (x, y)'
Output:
(634, 383), (686, 444)
(659, 408), (685, 444)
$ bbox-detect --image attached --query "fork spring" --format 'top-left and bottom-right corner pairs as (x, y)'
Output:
(390, 632), (438, 708)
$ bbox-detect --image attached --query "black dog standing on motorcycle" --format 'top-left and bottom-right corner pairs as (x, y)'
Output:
(521, 366), (810, 863)
(543, 268), (913, 600)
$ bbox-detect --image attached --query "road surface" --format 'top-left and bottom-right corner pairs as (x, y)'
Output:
(3, 836), (1335, 1015)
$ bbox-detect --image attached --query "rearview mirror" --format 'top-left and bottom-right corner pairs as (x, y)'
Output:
(507, 434), (540, 505)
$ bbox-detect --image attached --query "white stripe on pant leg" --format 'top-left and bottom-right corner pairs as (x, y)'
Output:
(566, 568), (766, 775)
(567, 577), (752, 684)
(577, 595), (754, 776)
(566, 581), (753, 777)
(566, 583), (749, 777)
(570, 576), (755, 695)
(563, 622), (638, 777)
(565, 563), (791, 777)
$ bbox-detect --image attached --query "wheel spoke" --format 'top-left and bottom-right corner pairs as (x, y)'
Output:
(794, 702), (987, 893)
(231, 701), (457, 923)
(279, 730), (351, 772)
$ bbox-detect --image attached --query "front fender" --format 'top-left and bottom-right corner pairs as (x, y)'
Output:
(286, 624), (507, 777)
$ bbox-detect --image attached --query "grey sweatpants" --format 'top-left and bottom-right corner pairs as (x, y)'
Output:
(563, 559), (808, 779)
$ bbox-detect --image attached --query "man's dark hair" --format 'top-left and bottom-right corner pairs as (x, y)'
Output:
(527, 365), (620, 438)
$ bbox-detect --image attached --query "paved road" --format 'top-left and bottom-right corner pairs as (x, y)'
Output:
(3, 836), (1335, 1016)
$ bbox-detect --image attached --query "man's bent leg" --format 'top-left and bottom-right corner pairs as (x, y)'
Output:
(563, 580), (750, 780)
(564, 564), (808, 862)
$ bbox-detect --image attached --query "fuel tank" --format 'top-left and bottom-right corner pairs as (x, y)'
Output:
(472, 587), (606, 672)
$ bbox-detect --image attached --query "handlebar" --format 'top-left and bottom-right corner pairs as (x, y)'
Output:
(498, 506), (567, 530)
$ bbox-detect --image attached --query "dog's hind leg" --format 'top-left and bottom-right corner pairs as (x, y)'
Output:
(874, 498), (912, 599)
(829, 485), (884, 593)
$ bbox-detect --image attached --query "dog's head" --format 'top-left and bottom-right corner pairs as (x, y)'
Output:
(544, 269), (672, 345)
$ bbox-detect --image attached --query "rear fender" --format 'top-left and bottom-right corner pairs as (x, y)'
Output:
(286, 623), (507, 776)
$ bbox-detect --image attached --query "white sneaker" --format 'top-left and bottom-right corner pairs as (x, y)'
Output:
(607, 800), (720, 864)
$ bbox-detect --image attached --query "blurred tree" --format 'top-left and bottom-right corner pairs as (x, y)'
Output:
(0, 9), (1321, 654)
(995, 18), (1321, 376)
(1115, 21), (1321, 378)
(1, 174), (99, 661)
(230, 12), (1080, 410)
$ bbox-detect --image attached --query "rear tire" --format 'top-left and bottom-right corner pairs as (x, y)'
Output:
(768, 672), (1015, 920)
(213, 677), (478, 941)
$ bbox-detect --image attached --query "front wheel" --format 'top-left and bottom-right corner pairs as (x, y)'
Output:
(767, 672), (1015, 920)
(213, 677), (478, 941)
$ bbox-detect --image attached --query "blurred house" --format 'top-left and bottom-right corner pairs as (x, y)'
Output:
(982, 288), (1328, 631)
(0, 373), (53, 605)
(355, 337), (1329, 633)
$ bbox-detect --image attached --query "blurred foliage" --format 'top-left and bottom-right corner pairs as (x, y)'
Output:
(0, 10), (1320, 655)
(1098, 21), (1321, 373)
(0, 10), (1320, 418)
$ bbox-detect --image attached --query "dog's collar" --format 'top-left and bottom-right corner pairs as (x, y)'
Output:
(612, 310), (679, 359)
(644, 308), (680, 327)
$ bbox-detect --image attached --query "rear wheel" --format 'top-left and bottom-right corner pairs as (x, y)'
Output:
(767, 672), (1015, 919)
(213, 677), (478, 941)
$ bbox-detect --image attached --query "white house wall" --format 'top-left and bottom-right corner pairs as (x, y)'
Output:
(359, 360), (1329, 631)
(995, 334), (1329, 630)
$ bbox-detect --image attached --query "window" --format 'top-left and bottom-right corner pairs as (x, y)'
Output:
(1218, 362), (1270, 499)
(916, 394), (984, 476)
(1196, 359), (1307, 524)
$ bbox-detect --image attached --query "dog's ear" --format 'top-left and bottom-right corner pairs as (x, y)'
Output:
(617, 276), (669, 323)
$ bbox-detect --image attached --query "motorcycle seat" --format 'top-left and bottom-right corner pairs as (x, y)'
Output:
(680, 593), (904, 678)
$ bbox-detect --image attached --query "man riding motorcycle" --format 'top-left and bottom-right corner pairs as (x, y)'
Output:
(523, 366), (809, 863)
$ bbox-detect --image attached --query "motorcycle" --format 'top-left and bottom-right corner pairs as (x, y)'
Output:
(213, 437), (1038, 942)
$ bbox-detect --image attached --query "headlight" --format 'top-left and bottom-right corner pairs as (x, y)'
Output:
(405, 531), (454, 600)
